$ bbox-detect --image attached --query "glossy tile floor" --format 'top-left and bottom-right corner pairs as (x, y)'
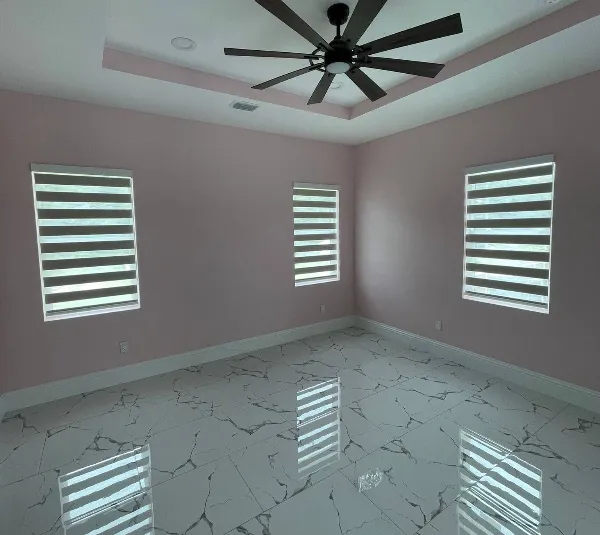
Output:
(1, 327), (600, 534)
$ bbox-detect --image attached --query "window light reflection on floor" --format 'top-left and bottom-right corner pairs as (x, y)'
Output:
(297, 378), (341, 478)
(58, 445), (154, 535)
(458, 429), (542, 535)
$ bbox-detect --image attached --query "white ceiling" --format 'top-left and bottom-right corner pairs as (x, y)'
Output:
(107, 0), (578, 106)
(0, 0), (597, 145)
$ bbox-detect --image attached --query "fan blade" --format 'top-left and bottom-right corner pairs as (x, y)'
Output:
(255, 0), (333, 51)
(308, 73), (335, 105)
(346, 68), (386, 102)
(357, 13), (463, 57)
(342, 0), (387, 46)
(224, 48), (321, 59)
(361, 57), (444, 78)
(252, 63), (323, 90)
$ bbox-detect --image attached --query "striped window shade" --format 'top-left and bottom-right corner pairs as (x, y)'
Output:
(293, 183), (340, 286)
(463, 155), (556, 313)
(31, 164), (140, 321)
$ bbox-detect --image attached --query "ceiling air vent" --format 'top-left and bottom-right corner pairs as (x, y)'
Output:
(230, 101), (259, 112)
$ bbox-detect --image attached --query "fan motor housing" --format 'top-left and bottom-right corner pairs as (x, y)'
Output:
(324, 37), (353, 66)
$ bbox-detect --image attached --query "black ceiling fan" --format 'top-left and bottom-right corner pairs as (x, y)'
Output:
(224, 0), (463, 105)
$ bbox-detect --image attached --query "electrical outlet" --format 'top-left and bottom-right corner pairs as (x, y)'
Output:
(119, 341), (129, 354)
(435, 321), (442, 332)
(320, 304), (326, 314)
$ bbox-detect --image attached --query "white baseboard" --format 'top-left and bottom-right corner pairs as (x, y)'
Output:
(356, 317), (600, 415)
(1, 316), (354, 415)
(6, 314), (598, 417)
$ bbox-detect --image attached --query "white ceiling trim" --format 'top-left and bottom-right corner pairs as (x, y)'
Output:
(103, 47), (350, 120)
(100, 0), (600, 124)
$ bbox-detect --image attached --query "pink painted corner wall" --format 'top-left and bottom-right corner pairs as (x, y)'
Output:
(355, 69), (600, 392)
(0, 90), (354, 392)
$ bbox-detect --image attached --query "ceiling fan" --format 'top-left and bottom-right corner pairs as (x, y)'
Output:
(224, 0), (463, 105)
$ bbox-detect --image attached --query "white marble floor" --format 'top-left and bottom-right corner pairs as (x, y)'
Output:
(1, 327), (599, 535)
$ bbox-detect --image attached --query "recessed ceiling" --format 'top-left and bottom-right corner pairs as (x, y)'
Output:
(0, 0), (597, 145)
(106, 0), (579, 106)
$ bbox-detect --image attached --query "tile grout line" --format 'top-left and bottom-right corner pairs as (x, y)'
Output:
(351, 379), (482, 446)
(354, 359), (518, 455)
(527, 401), (572, 445)
(229, 454), (265, 517)
(238, 463), (361, 528)
(36, 433), (48, 477)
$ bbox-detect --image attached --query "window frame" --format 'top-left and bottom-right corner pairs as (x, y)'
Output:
(462, 155), (556, 314)
(293, 182), (340, 287)
(30, 164), (141, 321)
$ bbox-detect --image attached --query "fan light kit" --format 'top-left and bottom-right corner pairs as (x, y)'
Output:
(225, 0), (463, 105)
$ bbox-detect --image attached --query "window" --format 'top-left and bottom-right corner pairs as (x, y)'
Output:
(293, 183), (340, 286)
(31, 164), (140, 321)
(463, 155), (555, 313)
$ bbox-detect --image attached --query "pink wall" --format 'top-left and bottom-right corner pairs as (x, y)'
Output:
(355, 70), (600, 392)
(0, 91), (354, 392)
(2, 69), (600, 394)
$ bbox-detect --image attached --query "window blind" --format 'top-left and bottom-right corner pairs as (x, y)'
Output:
(31, 164), (140, 320)
(463, 156), (555, 313)
(293, 183), (340, 286)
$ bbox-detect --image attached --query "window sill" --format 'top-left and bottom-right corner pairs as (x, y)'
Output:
(44, 302), (140, 322)
(462, 293), (549, 314)
(295, 277), (340, 287)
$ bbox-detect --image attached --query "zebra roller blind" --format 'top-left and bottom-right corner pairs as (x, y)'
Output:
(31, 164), (140, 321)
(463, 155), (556, 313)
(293, 183), (340, 286)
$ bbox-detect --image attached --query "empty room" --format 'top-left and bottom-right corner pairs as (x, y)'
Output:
(1, 0), (599, 534)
